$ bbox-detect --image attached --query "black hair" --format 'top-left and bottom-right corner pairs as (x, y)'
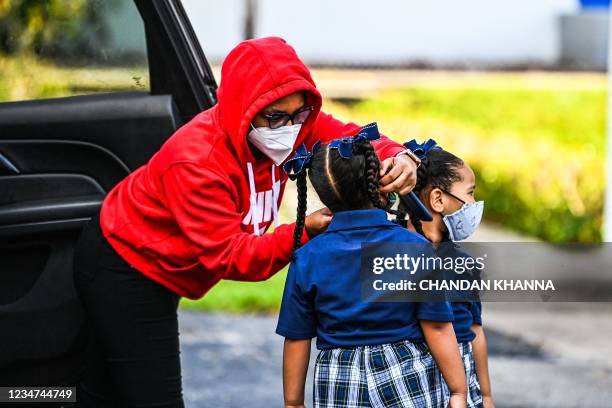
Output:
(291, 139), (401, 255)
(399, 147), (464, 236)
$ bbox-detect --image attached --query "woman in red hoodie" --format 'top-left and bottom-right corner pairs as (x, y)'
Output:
(72, 37), (420, 407)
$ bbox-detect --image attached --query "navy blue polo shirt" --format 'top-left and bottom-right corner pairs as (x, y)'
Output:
(435, 238), (483, 343)
(450, 302), (482, 342)
(276, 209), (454, 350)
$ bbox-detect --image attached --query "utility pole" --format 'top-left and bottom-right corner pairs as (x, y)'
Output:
(606, 5), (612, 241)
(244, 0), (257, 40)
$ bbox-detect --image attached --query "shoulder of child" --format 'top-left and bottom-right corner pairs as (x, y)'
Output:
(388, 223), (430, 243)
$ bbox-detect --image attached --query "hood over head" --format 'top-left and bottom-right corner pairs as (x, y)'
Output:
(216, 37), (322, 164)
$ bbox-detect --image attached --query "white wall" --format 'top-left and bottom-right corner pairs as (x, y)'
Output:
(182, 0), (246, 63)
(183, 0), (578, 66)
(256, 0), (578, 65)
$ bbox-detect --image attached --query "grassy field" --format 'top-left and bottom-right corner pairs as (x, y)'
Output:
(1, 55), (607, 312)
(322, 76), (607, 243)
(180, 268), (288, 313)
(0, 54), (148, 100)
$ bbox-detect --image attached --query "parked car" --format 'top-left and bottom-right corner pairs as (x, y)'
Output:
(0, 0), (217, 386)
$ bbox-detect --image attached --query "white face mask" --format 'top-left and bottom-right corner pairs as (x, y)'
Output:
(442, 200), (484, 241)
(248, 123), (302, 166)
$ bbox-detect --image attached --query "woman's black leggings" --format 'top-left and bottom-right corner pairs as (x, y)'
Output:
(73, 211), (184, 407)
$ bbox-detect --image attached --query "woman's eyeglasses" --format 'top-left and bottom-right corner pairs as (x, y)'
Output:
(264, 106), (313, 129)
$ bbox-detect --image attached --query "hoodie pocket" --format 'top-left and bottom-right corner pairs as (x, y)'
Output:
(140, 228), (204, 273)
(156, 258), (201, 274)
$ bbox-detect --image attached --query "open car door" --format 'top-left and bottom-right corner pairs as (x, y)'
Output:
(0, 0), (217, 385)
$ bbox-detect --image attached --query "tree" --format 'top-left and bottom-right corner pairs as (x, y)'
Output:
(0, 0), (120, 60)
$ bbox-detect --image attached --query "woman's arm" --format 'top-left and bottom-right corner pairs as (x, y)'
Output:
(471, 324), (494, 408)
(312, 112), (417, 194)
(420, 320), (467, 408)
(283, 338), (311, 408)
(160, 163), (329, 283)
(312, 111), (406, 159)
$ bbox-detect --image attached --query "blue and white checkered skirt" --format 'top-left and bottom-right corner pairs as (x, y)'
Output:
(443, 342), (483, 408)
(314, 341), (482, 408)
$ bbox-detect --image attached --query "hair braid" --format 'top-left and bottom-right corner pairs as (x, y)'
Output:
(292, 170), (308, 257)
(356, 140), (403, 216)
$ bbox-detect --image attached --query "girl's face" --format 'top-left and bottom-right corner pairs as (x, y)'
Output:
(419, 163), (476, 242)
(438, 163), (476, 214)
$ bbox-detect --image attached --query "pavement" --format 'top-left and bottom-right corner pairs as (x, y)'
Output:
(177, 223), (612, 408)
(179, 301), (612, 408)
(175, 224), (612, 408)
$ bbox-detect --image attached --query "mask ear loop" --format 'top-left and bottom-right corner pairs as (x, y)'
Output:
(437, 188), (465, 241)
(438, 188), (467, 206)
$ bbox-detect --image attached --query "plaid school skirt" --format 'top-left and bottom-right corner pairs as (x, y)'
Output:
(444, 342), (483, 408)
(314, 341), (483, 408)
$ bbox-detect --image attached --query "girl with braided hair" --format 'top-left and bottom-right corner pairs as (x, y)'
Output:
(396, 140), (493, 408)
(289, 123), (404, 255)
(276, 124), (469, 408)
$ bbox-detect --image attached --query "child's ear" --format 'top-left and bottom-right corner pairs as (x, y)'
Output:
(428, 188), (445, 213)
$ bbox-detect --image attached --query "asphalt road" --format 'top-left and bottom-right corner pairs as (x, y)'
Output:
(179, 303), (612, 408)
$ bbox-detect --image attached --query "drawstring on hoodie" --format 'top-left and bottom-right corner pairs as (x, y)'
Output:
(246, 162), (280, 236)
(271, 164), (279, 228)
(247, 162), (260, 236)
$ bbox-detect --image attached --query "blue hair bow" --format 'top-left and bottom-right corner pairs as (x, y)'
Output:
(283, 141), (321, 180)
(328, 122), (380, 159)
(404, 138), (439, 160)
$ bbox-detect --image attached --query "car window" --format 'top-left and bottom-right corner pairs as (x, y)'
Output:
(0, 0), (149, 103)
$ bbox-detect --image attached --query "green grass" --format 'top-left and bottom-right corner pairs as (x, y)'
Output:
(324, 80), (607, 243)
(0, 54), (148, 101)
(353, 87), (606, 150)
(180, 268), (288, 313)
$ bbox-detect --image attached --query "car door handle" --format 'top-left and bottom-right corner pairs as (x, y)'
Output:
(0, 151), (20, 174)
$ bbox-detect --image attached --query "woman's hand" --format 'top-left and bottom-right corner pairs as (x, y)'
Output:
(379, 154), (418, 195)
(305, 207), (333, 238)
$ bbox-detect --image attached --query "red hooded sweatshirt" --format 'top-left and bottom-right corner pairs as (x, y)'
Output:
(99, 37), (406, 299)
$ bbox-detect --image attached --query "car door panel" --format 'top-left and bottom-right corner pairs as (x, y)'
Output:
(0, 236), (89, 386)
(0, 92), (182, 385)
(0, 92), (180, 173)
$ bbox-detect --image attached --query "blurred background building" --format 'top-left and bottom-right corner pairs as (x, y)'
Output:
(102, 0), (611, 70)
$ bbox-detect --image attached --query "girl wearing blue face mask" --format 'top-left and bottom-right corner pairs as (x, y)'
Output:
(396, 140), (494, 408)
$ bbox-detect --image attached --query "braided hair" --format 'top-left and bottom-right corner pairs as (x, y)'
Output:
(292, 170), (308, 255)
(291, 138), (402, 254)
(399, 147), (463, 237)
